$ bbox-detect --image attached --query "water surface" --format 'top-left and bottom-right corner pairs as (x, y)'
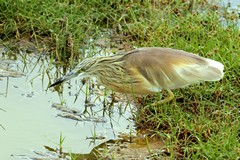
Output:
(0, 49), (133, 159)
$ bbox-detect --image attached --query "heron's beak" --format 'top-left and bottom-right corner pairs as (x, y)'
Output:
(49, 71), (80, 88)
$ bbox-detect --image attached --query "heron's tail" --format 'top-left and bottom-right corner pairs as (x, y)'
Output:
(204, 58), (224, 81)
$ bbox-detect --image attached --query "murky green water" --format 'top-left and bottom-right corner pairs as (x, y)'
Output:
(0, 49), (133, 159)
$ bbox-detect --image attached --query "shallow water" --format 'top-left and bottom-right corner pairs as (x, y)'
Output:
(221, 0), (240, 27)
(0, 49), (133, 159)
(223, 0), (240, 7)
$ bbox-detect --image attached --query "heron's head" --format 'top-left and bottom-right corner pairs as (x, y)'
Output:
(49, 57), (99, 88)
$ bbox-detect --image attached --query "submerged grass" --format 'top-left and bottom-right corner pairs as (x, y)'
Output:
(1, 0), (240, 159)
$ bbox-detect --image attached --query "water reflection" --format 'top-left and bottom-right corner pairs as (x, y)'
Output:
(0, 48), (133, 159)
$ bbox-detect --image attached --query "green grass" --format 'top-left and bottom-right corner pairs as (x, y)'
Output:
(1, 0), (239, 159)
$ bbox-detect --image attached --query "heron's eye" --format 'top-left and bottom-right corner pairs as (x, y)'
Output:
(77, 69), (84, 74)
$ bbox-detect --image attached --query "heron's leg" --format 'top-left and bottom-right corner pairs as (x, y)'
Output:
(149, 89), (174, 106)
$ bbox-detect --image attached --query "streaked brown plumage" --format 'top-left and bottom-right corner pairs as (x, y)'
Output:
(50, 47), (224, 105)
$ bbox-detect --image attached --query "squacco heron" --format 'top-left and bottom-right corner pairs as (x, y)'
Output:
(50, 47), (224, 105)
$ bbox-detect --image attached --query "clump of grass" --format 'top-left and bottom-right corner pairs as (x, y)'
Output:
(133, 12), (240, 155)
(0, 0), (224, 61)
(130, 1), (240, 159)
(1, 0), (154, 61)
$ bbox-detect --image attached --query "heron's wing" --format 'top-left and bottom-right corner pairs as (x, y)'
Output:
(124, 48), (223, 90)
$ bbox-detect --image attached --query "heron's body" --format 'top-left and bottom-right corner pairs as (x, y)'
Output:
(50, 47), (224, 104)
